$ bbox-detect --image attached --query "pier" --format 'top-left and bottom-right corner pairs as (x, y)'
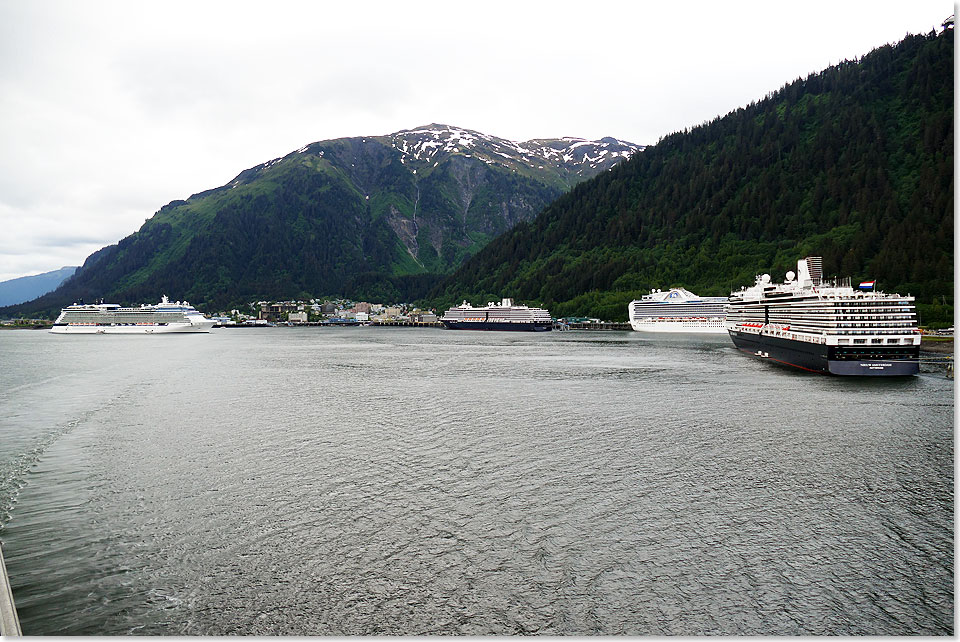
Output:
(0, 543), (21, 636)
(371, 320), (444, 328)
(565, 322), (632, 331)
(219, 320), (632, 330)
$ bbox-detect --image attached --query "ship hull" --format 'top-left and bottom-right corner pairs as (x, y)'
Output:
(729, 331), (919, 376)
(50, 321), (214, 334)
(630, 319), (726, 334)
(441, 320), (552, 332)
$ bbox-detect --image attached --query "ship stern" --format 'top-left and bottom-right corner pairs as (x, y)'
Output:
(827, 359), (920, 376)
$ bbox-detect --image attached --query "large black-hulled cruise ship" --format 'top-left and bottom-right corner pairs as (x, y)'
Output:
(440, 298), (552, 331)
(726, 257), (920, 376)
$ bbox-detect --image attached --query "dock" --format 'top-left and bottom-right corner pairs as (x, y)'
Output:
(0, 543), (21, 636)
(371, 320), (444, 328)
(218, 320), (640, 331)
(565, 322), (632, 331)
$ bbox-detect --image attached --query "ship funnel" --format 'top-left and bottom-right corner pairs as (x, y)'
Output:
(501, 298), (513, 307)
(797, 256), (823, 287)
(806, 257), (823, 285)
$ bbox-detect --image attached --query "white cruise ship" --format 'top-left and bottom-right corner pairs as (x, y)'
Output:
(726, 257), (920, 376)
(440, 298), (552, 331)
(628, 288), (727, 333)
(50, 296), (214, 334)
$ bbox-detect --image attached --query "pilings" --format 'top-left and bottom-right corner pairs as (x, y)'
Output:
(0, 543), (21, 636)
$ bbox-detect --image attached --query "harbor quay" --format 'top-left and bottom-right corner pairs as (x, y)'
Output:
(236, 320), (631, 331)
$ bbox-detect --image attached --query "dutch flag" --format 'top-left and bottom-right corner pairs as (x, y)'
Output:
(859, 280), (876, 290)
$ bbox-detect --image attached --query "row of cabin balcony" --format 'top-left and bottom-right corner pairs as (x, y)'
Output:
(728, 314), (916, 324)
(752, 314), (916, 323)
(773, 321), (917, 331)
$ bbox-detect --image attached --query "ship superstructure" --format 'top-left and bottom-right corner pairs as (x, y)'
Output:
(50, 296), (214, 334)
(628, 288), (727, 333)
(726, 257), (920, 375)
(440, 298), (552, 331)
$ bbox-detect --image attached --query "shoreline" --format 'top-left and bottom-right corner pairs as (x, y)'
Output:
(0, 323), (52, 330)
(921, 337), (954, 354)
(5, 321), (954, 353)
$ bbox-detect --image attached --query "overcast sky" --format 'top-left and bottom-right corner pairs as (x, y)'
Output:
(0, 0), (950, 282)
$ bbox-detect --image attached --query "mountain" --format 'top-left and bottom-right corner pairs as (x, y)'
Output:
(431, 29), (954, 325)
(0, 266), (77, 308)
(7, 126), (640, 316)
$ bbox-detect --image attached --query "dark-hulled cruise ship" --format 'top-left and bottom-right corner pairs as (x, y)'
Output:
(440, 298), (552, 331)
(726, 257), (920, 376)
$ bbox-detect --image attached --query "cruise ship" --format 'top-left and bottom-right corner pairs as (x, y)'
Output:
(50, 296), (215, 334)
(726, 257), (920, 376)
(440, 298), (552, 331)
(628, 288), (727, 333)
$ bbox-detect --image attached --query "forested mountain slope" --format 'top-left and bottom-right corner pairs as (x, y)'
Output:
(6, 126), (638, 317)
(431, 29), (953, 324)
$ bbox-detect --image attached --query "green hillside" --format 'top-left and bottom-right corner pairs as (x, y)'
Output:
(429, 30), (954, 325)
(6, 127), (637, 317)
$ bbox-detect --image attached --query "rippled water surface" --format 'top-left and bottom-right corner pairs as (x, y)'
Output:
(0, 327), (953, 635)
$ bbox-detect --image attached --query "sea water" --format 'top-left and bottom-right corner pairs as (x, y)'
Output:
(0, 327), (952, 635)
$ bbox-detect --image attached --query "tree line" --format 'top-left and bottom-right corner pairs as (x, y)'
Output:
(428, 29), (953, 325)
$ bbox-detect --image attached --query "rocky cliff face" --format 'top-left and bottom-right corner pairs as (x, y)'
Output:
(256, 124), (641, 270)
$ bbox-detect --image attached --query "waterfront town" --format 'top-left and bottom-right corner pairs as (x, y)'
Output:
(216, 299), (441, 326)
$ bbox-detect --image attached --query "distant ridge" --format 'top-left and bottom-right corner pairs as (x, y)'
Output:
(0, 266), (77, 308)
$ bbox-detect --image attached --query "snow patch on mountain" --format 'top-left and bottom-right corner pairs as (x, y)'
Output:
(386, 124), (643, 182)
(230, 124), (643, 190)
